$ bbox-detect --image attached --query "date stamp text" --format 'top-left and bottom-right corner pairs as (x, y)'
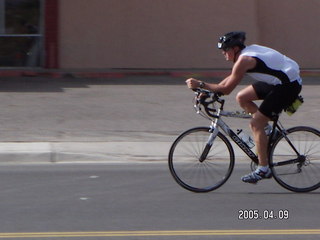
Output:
(238, 209), (289, 220)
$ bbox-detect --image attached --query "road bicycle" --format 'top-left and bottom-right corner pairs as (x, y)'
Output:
(168, 88), (320, 193)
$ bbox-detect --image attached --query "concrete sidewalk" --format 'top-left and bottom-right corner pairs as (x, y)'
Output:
(0, 73), (319, 163)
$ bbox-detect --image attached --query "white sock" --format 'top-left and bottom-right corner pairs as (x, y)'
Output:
(258, 166), (269, 172)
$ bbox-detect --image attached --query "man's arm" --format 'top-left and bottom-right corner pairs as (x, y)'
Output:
(186, 56), (256, 95)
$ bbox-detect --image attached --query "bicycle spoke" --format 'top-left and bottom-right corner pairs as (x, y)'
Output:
(270, 127), (320, 192)
(168, 127), (234, 192)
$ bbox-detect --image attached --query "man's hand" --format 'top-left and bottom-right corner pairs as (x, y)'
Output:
(185, 78), (200, 89)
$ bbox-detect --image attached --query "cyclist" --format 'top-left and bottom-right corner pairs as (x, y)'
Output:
(185, 31), (302, 184)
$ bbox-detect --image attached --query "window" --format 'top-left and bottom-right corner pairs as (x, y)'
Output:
(0, 0), (43, 67)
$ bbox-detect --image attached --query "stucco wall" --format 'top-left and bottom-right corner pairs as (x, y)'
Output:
(256, 0), (320, 68)
(58, 0), (320, 69)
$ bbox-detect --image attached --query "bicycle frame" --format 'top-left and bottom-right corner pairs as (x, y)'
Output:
(203, 97), (302, 168)
(207, 110), (259, 164)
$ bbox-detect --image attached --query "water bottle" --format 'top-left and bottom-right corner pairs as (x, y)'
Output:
(237, 129), (255, 149)
(285, 95), (304, 116)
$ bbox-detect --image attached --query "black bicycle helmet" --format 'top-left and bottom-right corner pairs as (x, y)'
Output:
(217, 31), (246, 51)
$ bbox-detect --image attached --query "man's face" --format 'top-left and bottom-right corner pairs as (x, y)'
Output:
(222, 48), (235, 61)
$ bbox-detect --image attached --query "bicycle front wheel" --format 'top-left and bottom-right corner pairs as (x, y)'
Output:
(168, 127), (235, 192)
(270, 126), (320, 192)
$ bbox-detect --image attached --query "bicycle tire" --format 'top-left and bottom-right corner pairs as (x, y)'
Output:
(168, 127), (235, 193)
(269, 126), (320, 192)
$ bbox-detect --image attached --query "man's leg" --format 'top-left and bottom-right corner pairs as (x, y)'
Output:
(250, 111), (270, 167)
(236, 85), (259, 114)
(241, 111), (273, 183)
(237, 85), (272, 166)
(237, 85), (273, 183)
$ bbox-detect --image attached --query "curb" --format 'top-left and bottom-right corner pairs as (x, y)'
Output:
(0, 141), (249, 164)
(0, 142), (171, 163)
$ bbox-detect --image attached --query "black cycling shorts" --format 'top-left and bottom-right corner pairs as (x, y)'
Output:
(252, 80), (302, 119)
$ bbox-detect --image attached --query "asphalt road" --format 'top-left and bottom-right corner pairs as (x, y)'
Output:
(0, 163), (319, 240)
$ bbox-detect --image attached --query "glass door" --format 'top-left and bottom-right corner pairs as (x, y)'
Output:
(0, 0), (43, 67)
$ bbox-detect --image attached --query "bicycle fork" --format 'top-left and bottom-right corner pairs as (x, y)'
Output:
(199, 121), (219, 162)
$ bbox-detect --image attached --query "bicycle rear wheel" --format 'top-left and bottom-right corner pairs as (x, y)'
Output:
(269, 126), (320, 192)
(168, 127), (235, 192)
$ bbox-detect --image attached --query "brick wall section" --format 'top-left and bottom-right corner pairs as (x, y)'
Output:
(44, 0), (59, 68)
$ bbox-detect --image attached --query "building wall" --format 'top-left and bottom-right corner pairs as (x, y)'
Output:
(58, 0), (320, 69)
(256, 0), (320, 69)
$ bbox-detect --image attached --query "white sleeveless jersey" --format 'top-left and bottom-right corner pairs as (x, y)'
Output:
(240, 44), (302, 85)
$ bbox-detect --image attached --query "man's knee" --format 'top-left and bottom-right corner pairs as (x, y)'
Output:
(236, 91), (246, 105)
